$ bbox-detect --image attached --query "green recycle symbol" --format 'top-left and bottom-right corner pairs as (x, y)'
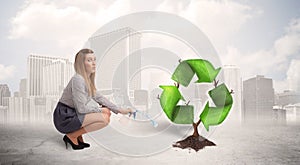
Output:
(159, 59), (233, 131)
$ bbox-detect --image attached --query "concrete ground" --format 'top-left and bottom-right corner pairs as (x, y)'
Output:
(0, 122), (299, 165)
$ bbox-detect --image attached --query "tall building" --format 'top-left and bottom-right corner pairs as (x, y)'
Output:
(223, 65), (242, 123)
(14, 92), (19, 97)
(19, 79), (27, 98)
(27, 55), (72, 97)
(284, 103), (300, 124)
(43, 59), (74, 96)
(0, 84), (10, 124)
(27, 54), (73, 123)
(87, 27), (141, 106)
(274, 90), (300, 125)
(8, 97), (28, 123)
(243, 75), (274, 123)
(275, 90), (300, 106)
(0, 106), (8, 125)
(0, 84), (11, 106)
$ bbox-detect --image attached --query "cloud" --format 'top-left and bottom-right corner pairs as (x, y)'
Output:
(156, 0), (188, 13)
(8, 0), (138, 41)
(9, 0), (259, 53)
(274, 18), (300, 57)
(9, 1), (103, 53)
(178, 0), (260, 51)
(223, 18), (300, 92)
(0, 64), (16, 81)
(223, 47), (285, 78)
(287, 59), (300, 91)
(8, 0), (134, 57)
(273, 80), (289, 94)
(153, 0), (260, 59)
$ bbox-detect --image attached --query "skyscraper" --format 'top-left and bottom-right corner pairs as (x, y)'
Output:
(243, 75), (274, 123)
(8, 97), (26, 123)
(87, 27), (141, 106)
(223, 65), (242, 123)
(0, 84), (11, 106)
(0, 84), (10, 124)
(27, 54), (73, 122)
(19, 78), (27, 98)
(43, 59), (74, 96)
(27, 55), (72, 97)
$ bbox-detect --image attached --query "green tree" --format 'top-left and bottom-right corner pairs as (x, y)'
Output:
(159, 59), (233, 151)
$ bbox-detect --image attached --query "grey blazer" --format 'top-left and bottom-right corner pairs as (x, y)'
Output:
(59, 74), (120, 114)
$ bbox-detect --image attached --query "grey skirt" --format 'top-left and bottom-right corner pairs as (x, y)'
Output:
(53, 102), (85, 134)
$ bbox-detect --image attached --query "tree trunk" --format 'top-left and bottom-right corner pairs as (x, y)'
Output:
(192, 119), (201, 137)
(192, 123), (199, 137)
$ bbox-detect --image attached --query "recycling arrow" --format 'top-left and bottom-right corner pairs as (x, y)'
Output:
(200, 83), (233, 131)
(171, 59), (221, 87)
(159, 85), (194, 124)
(159, 58), (233, 132)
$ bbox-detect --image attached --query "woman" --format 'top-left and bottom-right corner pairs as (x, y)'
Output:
(53, 48), (132, 150)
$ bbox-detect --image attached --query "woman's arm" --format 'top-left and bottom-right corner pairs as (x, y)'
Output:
(92, 91), (120, 114)
(72, 75), (102, 114)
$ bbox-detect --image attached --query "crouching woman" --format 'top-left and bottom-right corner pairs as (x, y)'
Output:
(53, 48), (131, 150)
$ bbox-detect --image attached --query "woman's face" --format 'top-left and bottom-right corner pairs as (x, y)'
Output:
(84, 53), (96, 75)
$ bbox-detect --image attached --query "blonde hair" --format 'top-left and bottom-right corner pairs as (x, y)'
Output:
(74, 48), (96, 96)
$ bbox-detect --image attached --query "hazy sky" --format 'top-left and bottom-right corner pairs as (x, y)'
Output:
(0, 0), (300, 93)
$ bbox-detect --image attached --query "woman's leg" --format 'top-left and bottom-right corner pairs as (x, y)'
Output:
(78, 108), (111, 143)
(66, 108), (111, 144)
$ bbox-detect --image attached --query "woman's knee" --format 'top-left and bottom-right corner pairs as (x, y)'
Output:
(101, 108), (111, 116)
(82, 112), (108, 127)
(103, 113), (110, 125)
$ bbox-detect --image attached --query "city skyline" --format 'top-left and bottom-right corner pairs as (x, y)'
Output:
(1, 52), (299, 124)
(0, 54), (75, 123)
(1, 53), (299, 100)
(0, 53), (297, 94)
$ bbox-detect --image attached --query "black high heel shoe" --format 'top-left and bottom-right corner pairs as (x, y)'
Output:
(63, 135), (84, 150)
(77, 137), (90, 148)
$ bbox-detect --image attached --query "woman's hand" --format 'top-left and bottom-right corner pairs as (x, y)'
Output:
(119, 108), (133, 115)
